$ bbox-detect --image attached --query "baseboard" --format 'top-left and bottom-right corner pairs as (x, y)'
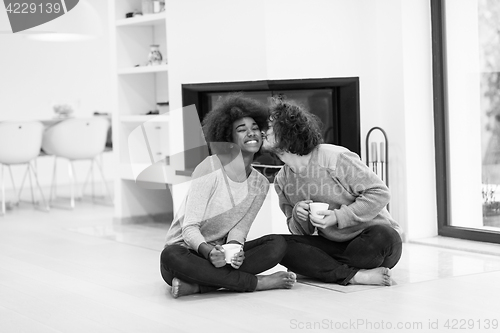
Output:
(410, 235), (500, 257)
(1, 181), (114, 201)
(113, 212), (173, 224)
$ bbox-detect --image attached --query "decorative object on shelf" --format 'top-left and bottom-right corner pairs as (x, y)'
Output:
(153, 0), (165, 13)
(126, 11), (143, 18)
(157, 102), (169, 114)
(365, 126), (389, 187)
(52, 101), (78, 119)
(142, 0), (154, 15)
(147, 44), (163, 66)
(143, 102), (168, 115)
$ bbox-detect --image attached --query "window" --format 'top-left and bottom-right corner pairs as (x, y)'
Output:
(432, 0), (500, 243)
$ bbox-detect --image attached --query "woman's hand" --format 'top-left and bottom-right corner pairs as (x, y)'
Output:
(209, 245), (227, 268)
(230, 249), (245, 269)
(309, 210), (338, 229)
(295, 200), (313, 222)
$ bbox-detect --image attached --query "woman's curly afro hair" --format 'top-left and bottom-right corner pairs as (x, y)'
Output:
(269, 99), (323, 155)
(202, 93), (269, 143)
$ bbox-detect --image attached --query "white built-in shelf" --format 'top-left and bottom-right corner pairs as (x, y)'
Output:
(120, 163), (172, 183)
(120, 114), (170, 123)
(116, 12), (166, 27)
(111, 1), (175, 219)
(117, 64), (168, 75)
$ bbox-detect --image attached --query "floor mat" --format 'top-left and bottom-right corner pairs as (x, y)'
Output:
(296, 277), (387, 293)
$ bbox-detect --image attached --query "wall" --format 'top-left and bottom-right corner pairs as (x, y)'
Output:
(400, 0), (438, 238)
(0, 0), (114, 195)
(165, 0), (438, 241)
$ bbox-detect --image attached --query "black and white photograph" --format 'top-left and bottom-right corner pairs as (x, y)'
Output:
(1, 1), (500, 332)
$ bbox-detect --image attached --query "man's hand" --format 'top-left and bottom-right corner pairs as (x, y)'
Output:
(295, 200), (313, 222)
(309, 210), (338, 229)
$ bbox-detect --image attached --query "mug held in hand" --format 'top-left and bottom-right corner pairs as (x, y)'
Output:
(221, 244), (242, 264)
(309, 202), (329, 219)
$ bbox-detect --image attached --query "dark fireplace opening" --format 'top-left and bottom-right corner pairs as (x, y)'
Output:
(181, 78), (360, 182)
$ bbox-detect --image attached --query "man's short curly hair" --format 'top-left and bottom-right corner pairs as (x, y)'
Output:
(269, 99), (323, 155)
(201, 93), (269, 143)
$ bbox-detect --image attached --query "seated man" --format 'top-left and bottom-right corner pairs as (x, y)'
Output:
(261, 99), (403, 286)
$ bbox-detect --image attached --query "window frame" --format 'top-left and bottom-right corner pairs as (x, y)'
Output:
(432, 0), (500, 243)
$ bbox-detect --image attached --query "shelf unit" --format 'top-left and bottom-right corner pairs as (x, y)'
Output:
(119, 114), (170, 123)
(109, 1), (174, 221)
(115, 12), (166, 27)
(117, 64), (169, 75)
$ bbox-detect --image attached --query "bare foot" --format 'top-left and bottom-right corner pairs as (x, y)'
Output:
(350, 267), (392, 286)
(255, 271), (296, 291)
(171, 277), (200, 298)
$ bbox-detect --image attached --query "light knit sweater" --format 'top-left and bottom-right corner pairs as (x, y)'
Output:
(164, 155), (269, 252)
(274, 144), (402, 241)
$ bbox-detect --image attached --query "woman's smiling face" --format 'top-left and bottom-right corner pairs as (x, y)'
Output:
(231, 117), (262, 154)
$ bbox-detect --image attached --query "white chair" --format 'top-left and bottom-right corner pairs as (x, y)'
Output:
(42, 117), (112, 209)
(0, 121), (49, 215)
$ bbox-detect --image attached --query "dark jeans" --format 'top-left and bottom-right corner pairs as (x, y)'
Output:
(160, 234), (287, 293)
(280, 224), (402, 285)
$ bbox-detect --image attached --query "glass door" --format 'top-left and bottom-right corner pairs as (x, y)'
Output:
(433, 0), (500, 242)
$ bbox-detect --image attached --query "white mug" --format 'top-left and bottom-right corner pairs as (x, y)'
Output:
(309, 202), (329, 219)
(221, 244), (242, 264)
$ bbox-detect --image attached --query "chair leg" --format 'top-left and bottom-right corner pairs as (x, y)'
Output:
(70, 161), (82, 201)
(29, 162), (49, 212)
(81, 163), (92, 198)
(27, 164), (35, 206)
(8, 166), (19, 207)
(94, 157), (113, 204)
(49, 156), (57, 203)
(48, 158), (78, 210)
(95, 154), (105, 198)
(1, 163), (38, 214)
(50, 157), (111, 209)
(1, 164), (5, 216)
(17, 166), (28, 204)
(81, 155), (112, 205)
(90, 158), (95, 199)
(68, 161), (75, 209)
(0, 164), (18, 214)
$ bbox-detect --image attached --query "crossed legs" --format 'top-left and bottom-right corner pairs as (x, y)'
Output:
(160, 234), (295, 297)
(280, 224), (402, 285)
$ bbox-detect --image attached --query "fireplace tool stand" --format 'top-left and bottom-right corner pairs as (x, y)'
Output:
(365, 126), (389, 210)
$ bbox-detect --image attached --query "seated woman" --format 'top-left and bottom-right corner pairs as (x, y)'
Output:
(160, 94), (296, 298)
(261, 99), (403, 286)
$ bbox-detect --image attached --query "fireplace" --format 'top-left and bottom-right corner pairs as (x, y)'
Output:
(181, 77), (360, 181)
